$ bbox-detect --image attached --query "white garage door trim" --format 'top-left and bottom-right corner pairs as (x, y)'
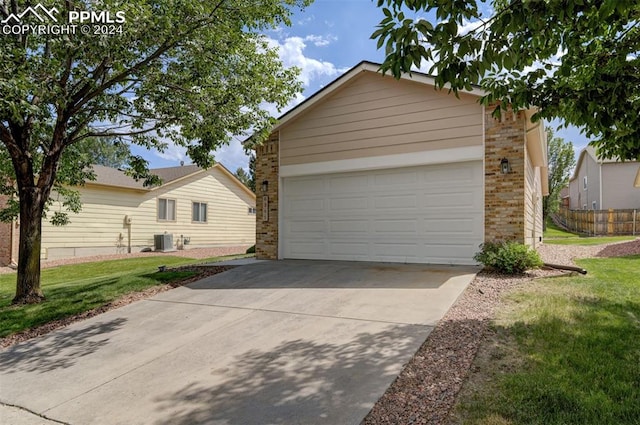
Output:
(280, 160), (484, 265)
(280, 145), (483, 177)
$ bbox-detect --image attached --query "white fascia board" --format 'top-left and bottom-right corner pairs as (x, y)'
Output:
(280, 145), (484, 177)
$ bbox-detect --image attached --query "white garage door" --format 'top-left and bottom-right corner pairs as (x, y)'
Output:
(282, 161), (484, 265)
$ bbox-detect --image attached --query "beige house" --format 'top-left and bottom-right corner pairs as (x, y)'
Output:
(3, 163), (255, 262)
(567, 146), (640, 210)
(253, 61), (548, 265)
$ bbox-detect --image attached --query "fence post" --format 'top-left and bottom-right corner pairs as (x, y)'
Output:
(634, 209), (637, 236)
(607, 209), (614, 235)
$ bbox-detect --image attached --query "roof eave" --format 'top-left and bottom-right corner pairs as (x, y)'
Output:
(246, 60), (486, 147)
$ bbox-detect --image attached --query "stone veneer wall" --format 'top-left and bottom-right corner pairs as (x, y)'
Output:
(484, 104), (527, 244)
(255, 131), (280, 259)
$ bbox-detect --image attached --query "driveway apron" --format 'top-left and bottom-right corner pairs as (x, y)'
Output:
(0, 260), (478, 425)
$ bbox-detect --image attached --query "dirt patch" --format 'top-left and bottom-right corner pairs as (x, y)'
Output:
(0, 265), (233, 349)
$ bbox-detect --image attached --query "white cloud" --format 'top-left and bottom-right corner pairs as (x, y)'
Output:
(154, 142), (188, 164)
(266, 36), (348, 86)
(297, 15), (314, 26)
(457, 19), (484, 36)
(304, 34), (337, 47)
(214, 138), (250, 172)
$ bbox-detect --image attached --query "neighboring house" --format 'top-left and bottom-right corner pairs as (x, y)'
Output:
(0, 195), (19, 267)
(22, 163), (256, 261)
(568, 146), (640, 210)
(252, 61), (549, 265)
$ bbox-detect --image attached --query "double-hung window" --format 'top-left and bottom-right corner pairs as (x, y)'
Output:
(192, 202), (207, 223)
(158, 198), (176, 221)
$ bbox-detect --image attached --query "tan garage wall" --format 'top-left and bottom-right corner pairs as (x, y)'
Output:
(279, 72), (483, 166)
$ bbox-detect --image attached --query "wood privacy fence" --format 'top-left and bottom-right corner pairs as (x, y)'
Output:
(556, 207), (639, 236)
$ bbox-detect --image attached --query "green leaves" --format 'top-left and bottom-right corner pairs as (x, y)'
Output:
(372, 0), (640, 161)
(0, 0), (308, 218)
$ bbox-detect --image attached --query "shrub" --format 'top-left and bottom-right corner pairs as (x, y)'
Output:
(473, 240), (543, 274)
(246, 245), (256, 254)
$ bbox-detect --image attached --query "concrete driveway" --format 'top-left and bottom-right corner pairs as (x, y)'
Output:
(0, 260), (478, 425)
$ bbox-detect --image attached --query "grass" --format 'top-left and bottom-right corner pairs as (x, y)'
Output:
(544, 219), (636, 245)
(0, 255), (240, 338)
(453, 255), (640, 424)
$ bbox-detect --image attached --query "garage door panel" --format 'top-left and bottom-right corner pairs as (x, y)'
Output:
(329, 175), (369, 192)
(422, 166), (477, 185)
(329, 197), (369, 211)
(288, 198), (325, 214)
(423, 217), (476, 234)
(287, 240), (326, 256)
(373, 170), (419, 186)
(329, 220), (369, 233)
(328, 241), (370, 256)
(373, 219), (418, 233)
(283, 161), (483, 265)
(286, 178), (325, 195)
(373, 194), (417, 209)
(287, 220), (326, 234)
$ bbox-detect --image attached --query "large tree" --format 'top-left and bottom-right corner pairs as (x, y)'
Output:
(372, 0), (640, 161)
(543, 130), (576, 223)
(75, 137), (131, 169)
(0, 0), (309, 304)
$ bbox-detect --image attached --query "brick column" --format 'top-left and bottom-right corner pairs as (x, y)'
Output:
(484, 104), (526, 243)
(255, 131), (279, 259)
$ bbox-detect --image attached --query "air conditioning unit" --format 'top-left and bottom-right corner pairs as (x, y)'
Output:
(154, 233), (174, 252)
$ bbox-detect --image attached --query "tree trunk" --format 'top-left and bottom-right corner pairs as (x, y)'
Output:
(12, 187), (45, 304)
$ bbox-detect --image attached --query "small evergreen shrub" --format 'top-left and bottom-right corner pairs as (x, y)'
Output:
(246, 245), (256, 254)
(473, 240), (543, 274)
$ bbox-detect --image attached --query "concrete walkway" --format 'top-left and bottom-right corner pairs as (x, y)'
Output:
(0, 260), (478, 425)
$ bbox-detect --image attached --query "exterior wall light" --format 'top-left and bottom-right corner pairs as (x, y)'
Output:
(500, 158), (511, 174)
(261, 180), (269, 193)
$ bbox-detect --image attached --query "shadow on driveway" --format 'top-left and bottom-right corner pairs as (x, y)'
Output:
(153, 323), (422, 425)
(0, 318), (126, 374)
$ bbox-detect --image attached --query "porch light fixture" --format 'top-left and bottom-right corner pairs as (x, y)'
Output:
(261, 180), (269, 193)
(634, 166), (640, 188)
(500, 158), (511, 174)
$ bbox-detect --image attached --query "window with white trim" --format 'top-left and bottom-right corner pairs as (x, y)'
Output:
(158, 198), (176, 221)
(192, 202), (207, 223)
(583, 176), (588, 190)
(248, 207), (256, 215)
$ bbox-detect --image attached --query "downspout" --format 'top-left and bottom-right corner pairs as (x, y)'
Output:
(10, 217), (18, 268)
(599, 162), (603, 209)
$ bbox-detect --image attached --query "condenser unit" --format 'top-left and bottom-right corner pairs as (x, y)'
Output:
(154, 233), (174, 252)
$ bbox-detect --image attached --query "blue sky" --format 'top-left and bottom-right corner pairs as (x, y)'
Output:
(141, 0), (591, 172)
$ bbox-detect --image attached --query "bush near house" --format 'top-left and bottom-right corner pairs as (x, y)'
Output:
(474, 241), (543, 274)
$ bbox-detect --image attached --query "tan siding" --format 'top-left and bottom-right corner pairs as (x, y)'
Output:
(524, 143), (542, 247)
(41, 167), (255, 259)
(279, 72), (483, 165)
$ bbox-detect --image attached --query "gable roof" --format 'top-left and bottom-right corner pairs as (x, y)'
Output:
(245, 60), (485, 146)
(87, 163), (255, 198)
(569, 146), (637, 182)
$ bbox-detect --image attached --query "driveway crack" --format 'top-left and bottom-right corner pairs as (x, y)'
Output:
(146, 298), (432, 326)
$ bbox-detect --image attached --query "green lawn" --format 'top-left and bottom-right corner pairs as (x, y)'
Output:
(0, 255), (240, 338)
(544, 220), (636, 245)
(453, 255), (640, 424)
